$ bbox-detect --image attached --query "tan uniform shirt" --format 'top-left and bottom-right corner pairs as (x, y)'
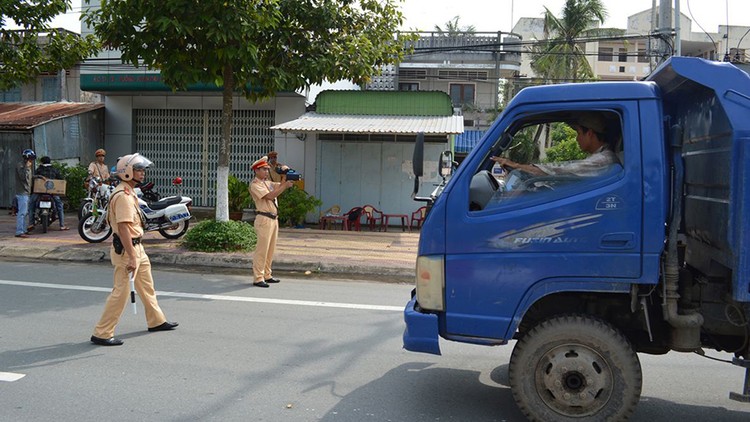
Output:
(108, 184), (144, 239)
(250, 178), (280, 214)
(88, 162), (110, 180)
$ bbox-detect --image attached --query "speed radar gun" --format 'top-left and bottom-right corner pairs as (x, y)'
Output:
(129, 272), (137, 314)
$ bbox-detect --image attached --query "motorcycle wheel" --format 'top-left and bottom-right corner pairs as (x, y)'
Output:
(41, 212), (49, 233)
(78, 211), (112, 243)
(78, 200), (93, 220)
(159, 219), (189, 239)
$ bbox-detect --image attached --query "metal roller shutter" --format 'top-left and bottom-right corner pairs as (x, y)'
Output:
(134, 109), (275, 206)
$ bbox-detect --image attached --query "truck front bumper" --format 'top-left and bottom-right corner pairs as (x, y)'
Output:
(403, 291), (441, 355)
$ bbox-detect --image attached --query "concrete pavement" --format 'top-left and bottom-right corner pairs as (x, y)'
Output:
(0, 209), (418, 282)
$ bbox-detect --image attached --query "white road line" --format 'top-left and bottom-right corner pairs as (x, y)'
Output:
(0, 279), (403, 312)
(0, 372), (25, 382)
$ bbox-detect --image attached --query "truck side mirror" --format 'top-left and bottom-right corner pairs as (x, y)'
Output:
(439, 150), (453, 179)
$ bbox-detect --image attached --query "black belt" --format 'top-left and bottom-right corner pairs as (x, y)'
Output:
(132, 237), (142, 245)
(256, 211), (277, 220)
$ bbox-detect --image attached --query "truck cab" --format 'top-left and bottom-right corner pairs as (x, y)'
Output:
(404, 57), (750, 421)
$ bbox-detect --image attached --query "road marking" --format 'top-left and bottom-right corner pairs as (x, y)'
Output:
(0, 280), (403, 312)
(0, 372), (25, 382)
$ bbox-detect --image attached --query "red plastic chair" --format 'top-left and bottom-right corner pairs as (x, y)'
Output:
(410, 206), (427, 230)
(342, 206), (364, 231)
(362, 204), (384, 231)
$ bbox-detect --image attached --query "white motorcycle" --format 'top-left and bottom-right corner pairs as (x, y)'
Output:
(78, 178), (192, 243)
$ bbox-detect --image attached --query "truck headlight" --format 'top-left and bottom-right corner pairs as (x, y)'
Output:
(416, 255), (444, 311)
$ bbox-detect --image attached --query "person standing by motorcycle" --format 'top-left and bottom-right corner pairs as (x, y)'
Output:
(87, 148), (110, 182)
(14, 149), (35, 238)
(249, 156), (294, 287)
(90, 153), (178, 346)
(29, 156), (68, 231)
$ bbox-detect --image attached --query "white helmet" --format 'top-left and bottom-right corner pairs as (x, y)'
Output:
(116, 153), (153, 181)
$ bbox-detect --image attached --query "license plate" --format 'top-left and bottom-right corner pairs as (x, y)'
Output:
(39, 201), (52, 208)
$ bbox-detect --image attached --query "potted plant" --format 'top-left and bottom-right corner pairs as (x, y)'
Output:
(228, 174), (253, 221)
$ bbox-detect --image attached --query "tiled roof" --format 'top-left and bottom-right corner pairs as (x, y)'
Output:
(315, 90), (454, 116)
(271, 112), (464, 135)
(0, 102), (104, 130)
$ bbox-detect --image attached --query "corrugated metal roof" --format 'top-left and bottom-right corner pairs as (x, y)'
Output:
(455, 130), (486, 153)
(315, 90), (454, 116)
(0, 102), (104, 131)
(271, 112), (464, 135)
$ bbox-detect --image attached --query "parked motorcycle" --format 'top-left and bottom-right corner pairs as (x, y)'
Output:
(78, 178), (191, 243)
(78, 177), (115, 220)
(33, 193), (58, 233)
(79, 178), (161, 220)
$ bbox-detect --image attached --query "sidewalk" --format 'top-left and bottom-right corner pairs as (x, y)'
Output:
(0, 210), (418, 282)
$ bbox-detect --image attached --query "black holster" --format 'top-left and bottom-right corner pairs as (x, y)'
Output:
(113, 234), (124, 255)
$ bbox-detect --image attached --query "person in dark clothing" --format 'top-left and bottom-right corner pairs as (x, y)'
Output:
(29, 156), (68, 231)
(15, 149), (35, 238)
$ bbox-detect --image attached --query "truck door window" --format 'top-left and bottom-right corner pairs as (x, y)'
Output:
(469, 111), (624, 211)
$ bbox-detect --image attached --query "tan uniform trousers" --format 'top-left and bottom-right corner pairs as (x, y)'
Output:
(253, 214), (279, 282)
(93, 243), (166, 338)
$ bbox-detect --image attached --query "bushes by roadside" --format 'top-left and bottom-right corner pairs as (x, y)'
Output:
(181, 219), (256, 252)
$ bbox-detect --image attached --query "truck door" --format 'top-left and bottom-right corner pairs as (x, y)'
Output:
(442, 106), (643, 340)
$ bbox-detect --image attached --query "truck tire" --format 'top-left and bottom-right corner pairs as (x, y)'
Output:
(509, 314), (642, 422)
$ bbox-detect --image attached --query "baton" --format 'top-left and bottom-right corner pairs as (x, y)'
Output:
(129, 271), (137, 314)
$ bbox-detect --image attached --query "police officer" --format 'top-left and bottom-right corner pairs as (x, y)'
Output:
(90, 153), (178, 346)
(249, 156), (294, 287)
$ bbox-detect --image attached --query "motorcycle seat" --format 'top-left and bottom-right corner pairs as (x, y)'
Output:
(148, 196), (182, 210)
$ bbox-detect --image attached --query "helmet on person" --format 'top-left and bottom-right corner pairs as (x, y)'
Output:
(95, 148), (106, 157)
(115, 153), (153, 181)
(22, 149), (36, 160)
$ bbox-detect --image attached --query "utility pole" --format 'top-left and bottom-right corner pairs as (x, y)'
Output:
(657, 0), (673, 64)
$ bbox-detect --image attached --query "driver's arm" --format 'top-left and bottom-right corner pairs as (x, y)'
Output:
(491, 156), (546, 176)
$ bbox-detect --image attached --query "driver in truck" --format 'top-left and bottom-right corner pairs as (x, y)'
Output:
(490, 112), (619, 177)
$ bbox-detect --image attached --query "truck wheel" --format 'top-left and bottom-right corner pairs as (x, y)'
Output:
(509, 314), (642, 422)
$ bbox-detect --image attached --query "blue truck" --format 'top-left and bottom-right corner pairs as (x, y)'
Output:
(404, 56), (750, 421)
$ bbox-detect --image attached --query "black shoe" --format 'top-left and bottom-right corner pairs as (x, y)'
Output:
(253, 281), (270, 288)
(265, 277), (281, 283)
(148, 321), (179, 332)
(90, 335), (124, 346)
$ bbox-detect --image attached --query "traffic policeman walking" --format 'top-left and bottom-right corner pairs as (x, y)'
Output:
(90, 153), (178, 346)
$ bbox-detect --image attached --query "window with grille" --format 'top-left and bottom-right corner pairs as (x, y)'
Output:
(0, 87), (21, 102)
(450, 84), (475, 106)
(42, 77), (60, 101)
(399, 82), (419, 91)
(598, 47), (613, 62)
(438, 70), (488, 80)
(618, 48), (628, 63)
(400, 69), (427, 80)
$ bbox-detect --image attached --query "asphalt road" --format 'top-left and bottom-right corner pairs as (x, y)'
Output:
(1, 260), (749, 421)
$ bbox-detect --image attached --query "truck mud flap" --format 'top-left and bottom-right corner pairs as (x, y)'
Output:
(403, 294), (441, 355)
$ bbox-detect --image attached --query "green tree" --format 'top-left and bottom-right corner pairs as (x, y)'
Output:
(531, 0), (607, 82)
(0, 1), (99, 90)
(84, 0), (414, 222)
(434, 16), (475, 36)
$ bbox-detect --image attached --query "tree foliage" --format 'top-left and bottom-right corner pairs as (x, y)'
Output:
(434, 16), (475, 36)
(84, 0), (414, 222)
(0, 0), (100, 90)
(530, 0), (607, 82)
(84, 0), (413, 101)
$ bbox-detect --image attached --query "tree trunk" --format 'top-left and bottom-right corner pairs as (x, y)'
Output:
(215, 65), (234, 222)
